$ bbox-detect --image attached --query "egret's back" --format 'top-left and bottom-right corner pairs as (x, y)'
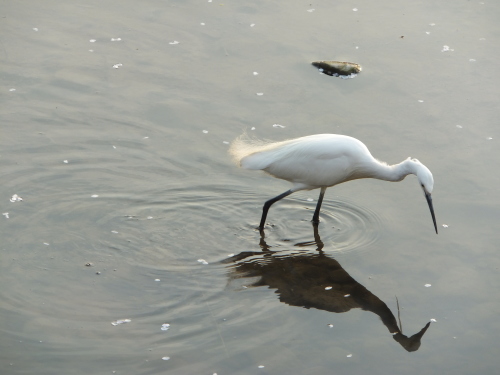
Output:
(230, 134), (377, 190)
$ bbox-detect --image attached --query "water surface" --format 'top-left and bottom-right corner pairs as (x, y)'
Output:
(1, 1), (499, 374)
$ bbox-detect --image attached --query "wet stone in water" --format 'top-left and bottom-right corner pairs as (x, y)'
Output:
(312, 60), (362, 78)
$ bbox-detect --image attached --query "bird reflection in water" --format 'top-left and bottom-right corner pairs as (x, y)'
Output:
(223, 227), (431, 352)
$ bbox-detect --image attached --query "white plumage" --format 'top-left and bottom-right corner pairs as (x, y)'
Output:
(229, 133), (437, 233)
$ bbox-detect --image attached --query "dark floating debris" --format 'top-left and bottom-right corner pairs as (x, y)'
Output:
(312, 60), (362, 79)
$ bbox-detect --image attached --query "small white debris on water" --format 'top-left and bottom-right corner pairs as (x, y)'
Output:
(3, 213), (10, 219)
(91, 195), (99, 198)
(111, 38), (121, 41)
(429, 23), (436, 26)
(10, 194), (23, 202)
(63, 160), (68, 163)
(208, 0), (212, 2)
(347, 354), (353, 358)
(43, 242), (50, 246)
(273, 124), (285, 128)
(430, 318), (437, 322)
(147, 216), (153, 219)
(33, 28), (39, 31)
(253, 72), (259, 76)
(223, 141), (229, 144)
(487, 137), (493, 140)
(325, 286), (332, 290)
(441, 45), (454, 52)
(200, 22), (205, 26)
(111, 319), (131, 326)
(256, 92), (264, 96)
(353, 8), (358, 11)
(112, 63), (123, 69)
(155, 279), (160, 282)
(258, 365), (265, 369)
(327, 324), (334, 328)
(202, 130), (208, 133)
(111, 230), (119, 234)
(251, 127), (256, 130)
(143, 136), (149, 139)
(162, 356), (170, 361)
(425, 284), (432, 287)
(89, 39), (96, 43)
(355, 46), (359, 49)
(425, 31), (430, 34)
(89, 49), (93, 52)
(307, 9), (315, 12)
(197, 259), (209, 265)
(456, 125), (463, 128)
(442, 224), (448, 228)
(169, 41), (179, 45)
(250, 23), (256, 27)
(344, 294), (351, 297)
(418, 100), (424, 103)
(469, 59), (476, 62)
(113, 145), (116, 149)
(307, 198), (314, 202)
(161, 323), (170, 331)
(9, 88), (16, 92)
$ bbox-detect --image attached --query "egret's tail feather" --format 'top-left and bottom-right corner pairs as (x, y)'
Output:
(229, 133), (282, 169)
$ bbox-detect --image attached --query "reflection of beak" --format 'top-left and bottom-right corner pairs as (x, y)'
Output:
(425, 192), (438, 234)
(394, 321), (431, 352)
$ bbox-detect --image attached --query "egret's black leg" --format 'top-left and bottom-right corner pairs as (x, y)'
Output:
(259, 189), (294, 230)
(312, 187), (327, 224)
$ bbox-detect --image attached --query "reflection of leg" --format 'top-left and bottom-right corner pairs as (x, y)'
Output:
(312, 187), (327, 224)
(313, 223), (324, 253)
(259, 190), (294, 230)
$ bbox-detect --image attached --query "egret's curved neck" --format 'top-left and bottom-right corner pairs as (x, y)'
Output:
(370, 159), (414, 182)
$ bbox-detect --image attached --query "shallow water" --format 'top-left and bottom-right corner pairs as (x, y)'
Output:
(1, 1), (500, 374)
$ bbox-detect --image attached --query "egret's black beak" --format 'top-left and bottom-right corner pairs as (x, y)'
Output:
(425, 192), (438, 234)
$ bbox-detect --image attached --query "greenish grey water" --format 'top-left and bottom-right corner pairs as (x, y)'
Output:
(1, 1), (499, 374)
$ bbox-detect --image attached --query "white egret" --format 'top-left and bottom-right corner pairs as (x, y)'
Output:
(229, 134), (437, 233)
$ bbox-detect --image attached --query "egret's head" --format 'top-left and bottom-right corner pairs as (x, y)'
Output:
(407, 157), (437, 234)
(411, 159), (434, 194)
